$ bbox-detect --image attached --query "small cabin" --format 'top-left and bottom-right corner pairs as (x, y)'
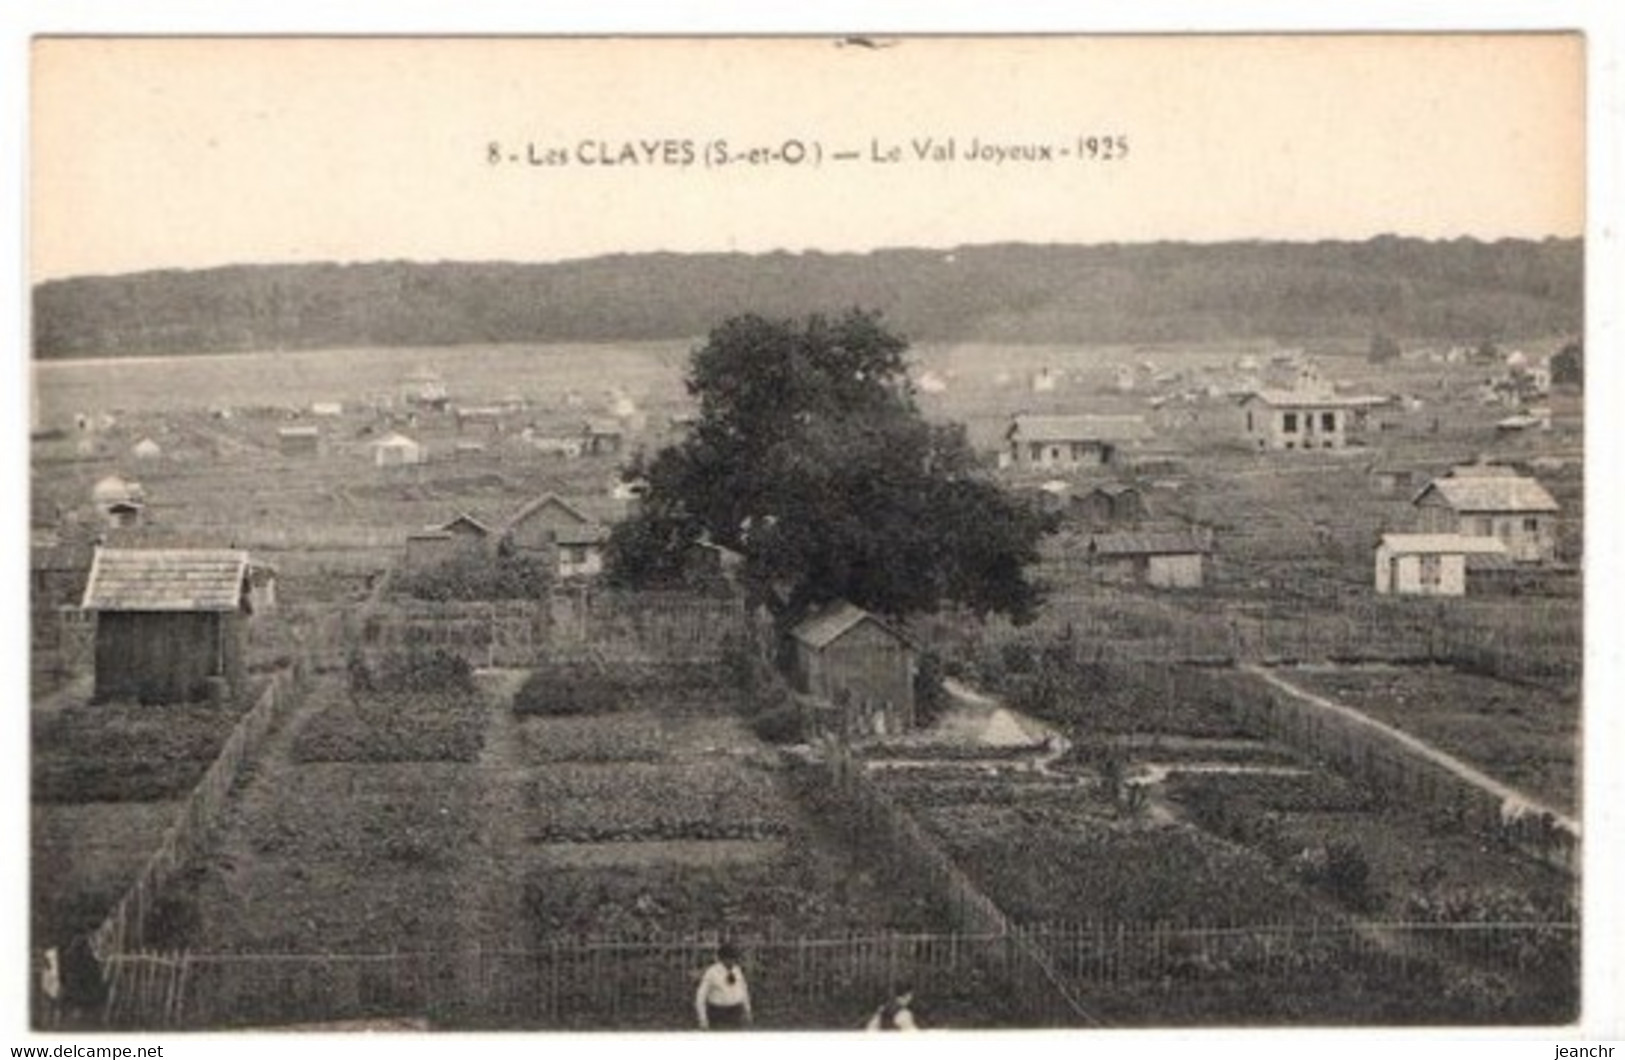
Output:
(789, 601), (917, 738)
(81, 548), (253, 704)
(1086, 530), (1213, 589)
(278, 425), (320, 457)
(1411, 475), (1559, 563)
(1005, 414), (1153, 469)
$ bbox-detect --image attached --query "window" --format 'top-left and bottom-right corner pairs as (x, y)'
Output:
(1322, 412), (1336, 432)
(1050, 446), (1062, 462)
(1282, 413), (1298, 433)
(1246, 411), (1254, 432)
(1030, 443), (1043, 461)
(1419, 554), (1442, 589)
(1524, 517), (1540, 533)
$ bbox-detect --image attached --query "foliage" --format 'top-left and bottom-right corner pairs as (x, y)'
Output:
(31, 701), (248, 803)
(1550, 339), (1582, 387)
(393, 549), (553, 602)
(291, 687), (486, 763)
(607, 310), (1058, 630)
(512, 668), (622, 716)
(749, 703), (805, 745)
(1320, 840), (1375, 912)
(348, 648), (476, 696)
(527, 761), (794, 842)
(912, 651), (950, 728)
(35, 239), (1582, 359)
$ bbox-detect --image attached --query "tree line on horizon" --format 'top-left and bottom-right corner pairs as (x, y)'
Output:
(32, 237), (1582, 360)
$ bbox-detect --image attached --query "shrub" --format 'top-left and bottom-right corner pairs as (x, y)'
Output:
(395, 550), (553, 602)
(913, 651), (949, 727)
(1322, 840), (1375, 912)
(351, 648), (475, 696)
(511, 668), (623, 716)
(750, 703), (804, 744)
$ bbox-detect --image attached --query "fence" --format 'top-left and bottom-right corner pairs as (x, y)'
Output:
(90, 654), (313, 958)
(952, 588), (1580, 681)
(1208, 666), (1580, 875)
(803, 746), (1100, 1026)
(317, 590), (749, 670)
(95, 918), (1576, 1030)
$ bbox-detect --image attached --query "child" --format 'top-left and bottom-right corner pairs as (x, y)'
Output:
(695, 942), (752, 1030)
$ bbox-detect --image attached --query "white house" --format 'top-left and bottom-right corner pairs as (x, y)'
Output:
(372, 432), (425, 468)
(1237, 391), (1387, 451)
(1374, 534), (1510, 596)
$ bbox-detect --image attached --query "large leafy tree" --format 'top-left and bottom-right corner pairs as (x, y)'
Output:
(606, 310), (1056, 630)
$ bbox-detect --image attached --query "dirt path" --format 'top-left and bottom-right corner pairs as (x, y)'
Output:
(1242, 664), (1579, 834)
(453, 670), (536, 950)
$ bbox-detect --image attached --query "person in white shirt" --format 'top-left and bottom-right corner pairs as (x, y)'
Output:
(866, 986), (920, 1031)
(695, 942), (752, 1030)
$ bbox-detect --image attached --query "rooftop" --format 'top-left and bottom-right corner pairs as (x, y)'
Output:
(1414, 476), (1559, 513)
(1087, 530), (1212, 557)
(82, 548), (250, 613)
(1008, 414), (1154, 443)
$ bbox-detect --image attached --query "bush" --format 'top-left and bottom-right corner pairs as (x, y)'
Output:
(913, 651), (949, 727)
(750, 703), (804, 744)
(351, 649), (475, 696)
(394, 550), (552, 602)
(512, 668), (623, 717)
(1322, 840), (1375, 912)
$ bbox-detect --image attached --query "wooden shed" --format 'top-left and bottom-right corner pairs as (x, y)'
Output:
(1086, 530), (1213, 589)
(278, 425), (320, 457)
(81, 548), (252, 704)
(1411, 474), (1559, 563)
(789, 601), (917, 738)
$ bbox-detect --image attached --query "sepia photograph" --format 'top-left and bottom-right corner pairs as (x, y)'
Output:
(14, 27), (1618, 1043)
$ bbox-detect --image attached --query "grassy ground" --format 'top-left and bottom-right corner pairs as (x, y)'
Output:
(1279, 663), (1579, 812)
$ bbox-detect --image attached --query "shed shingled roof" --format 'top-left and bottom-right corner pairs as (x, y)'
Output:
(1087, 531), (1212, 556)
(1412, 476), (1559, 514)
(1377, 534), (1510, 556)
(791, 600), (911, 651)
(81, 548), (250, 612)
(1007, 414), (1153, 443)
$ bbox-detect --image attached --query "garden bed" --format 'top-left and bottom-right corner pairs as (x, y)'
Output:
(32, 697), (255, 804)
(525, 761), (795, 842)
(291, 685), (487, 763)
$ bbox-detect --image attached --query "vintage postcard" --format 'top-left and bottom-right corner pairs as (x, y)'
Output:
(19, 32), (1610, 1045)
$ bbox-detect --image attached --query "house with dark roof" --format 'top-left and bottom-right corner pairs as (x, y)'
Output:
(582, 419), (625, 456)
(789, 600), (917, 738)
(501, 494), (610, 579)
(81, 548), (253, 703)
(1411, 475), (1560, 563)
(278, 425), (320, 457)
(1085, 530), (1213, 589)
(1005, 414), (1153, 469)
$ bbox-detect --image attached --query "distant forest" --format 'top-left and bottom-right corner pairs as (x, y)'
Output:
(32, 238), (1582, 359)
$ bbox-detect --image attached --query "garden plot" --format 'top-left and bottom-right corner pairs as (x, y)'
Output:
(1279, 663), (1579, 813)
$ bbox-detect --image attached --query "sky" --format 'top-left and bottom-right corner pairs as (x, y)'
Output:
(30, 34), (1585, 282)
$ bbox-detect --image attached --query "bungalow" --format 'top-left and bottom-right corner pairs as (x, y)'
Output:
(1085, 530), (1212, 589)
(1411, 475), (1559, 563)
(1374, 534), (1509, 596)
(501, 494), (609, 580)
(1005, 414), (1154, 469)
(372, 432), (425, 468)
(310, 401), (344, 417)
(789, 600), (917, 738)
(1072, 483), (1146, 526)
(81, 548), (253, 704)
(131, 437), (163, 461)
(278, 425), (320, 457)
(1237, 390), (1386, 450)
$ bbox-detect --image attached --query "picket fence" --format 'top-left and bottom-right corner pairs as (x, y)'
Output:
(95, 918), (1576, 1030)
(89, 653), (313, 959)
